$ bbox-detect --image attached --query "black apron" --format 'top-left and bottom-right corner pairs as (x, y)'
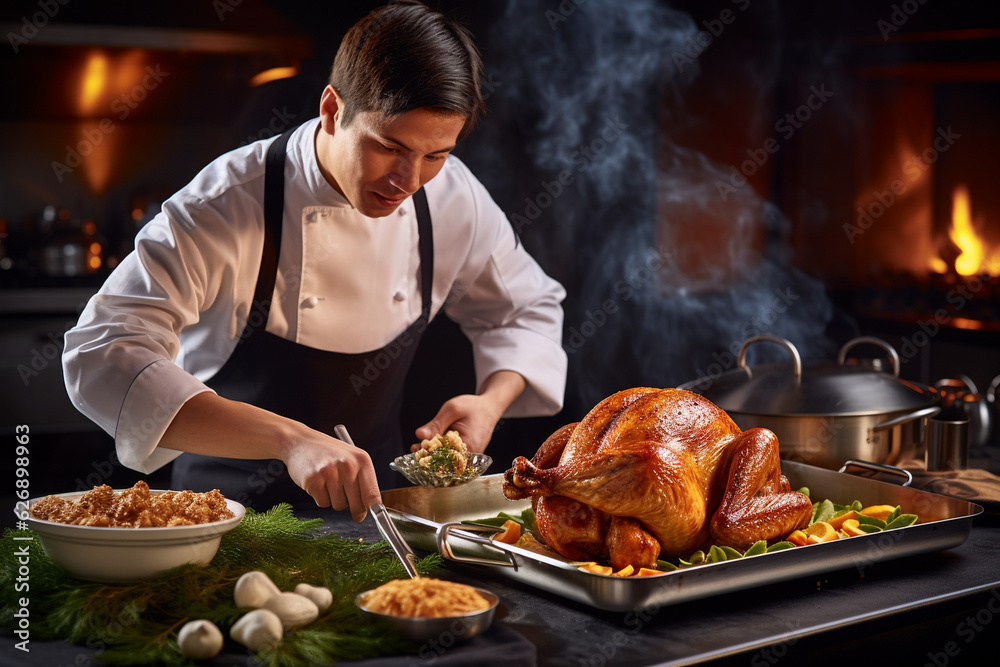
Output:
(171, 127), (434, 510)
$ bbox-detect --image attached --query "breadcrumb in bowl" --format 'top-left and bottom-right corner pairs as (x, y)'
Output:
(392, 431), (491, 487)
(355, 578), (499, 642)
(22, 485), (244, 583)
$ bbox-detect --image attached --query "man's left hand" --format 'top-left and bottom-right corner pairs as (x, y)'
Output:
(413, 370), (526, 453)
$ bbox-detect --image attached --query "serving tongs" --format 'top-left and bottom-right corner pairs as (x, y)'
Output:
(334, 424), (420, 579)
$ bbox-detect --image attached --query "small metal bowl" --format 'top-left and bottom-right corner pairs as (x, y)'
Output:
(390, 452), (492, 488)
(355, 586), (499, 643)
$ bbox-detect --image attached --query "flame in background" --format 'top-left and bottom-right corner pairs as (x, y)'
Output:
(950, 186), (982, 275)
(73, 49), (149, 195)
(929, 186), (999, 276)
(78, 51), (109, 115)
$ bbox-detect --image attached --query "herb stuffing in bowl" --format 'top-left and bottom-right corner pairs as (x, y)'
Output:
(390, 431), (492, 487)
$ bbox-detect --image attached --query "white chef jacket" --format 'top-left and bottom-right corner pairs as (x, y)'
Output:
(62, 118), (567, 474)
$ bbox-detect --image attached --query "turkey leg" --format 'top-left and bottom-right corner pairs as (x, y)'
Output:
(709, 428), (812, 551)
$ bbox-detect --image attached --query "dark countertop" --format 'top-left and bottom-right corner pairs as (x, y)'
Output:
(6, 509), (998, 667)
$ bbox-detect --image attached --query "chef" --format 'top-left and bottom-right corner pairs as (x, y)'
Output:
(61, 1), (567, 522)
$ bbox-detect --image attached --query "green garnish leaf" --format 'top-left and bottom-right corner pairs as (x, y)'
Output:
(856, 514), (887, 529)
(885, 513), (918, 530)
(811, 499), (836, 524)
(721, 546), (744, 560)
(885, 506), (901, 525)
(706, 545), (727, 563)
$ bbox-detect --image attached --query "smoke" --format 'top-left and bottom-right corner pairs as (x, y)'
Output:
(463, 0), (838, 412)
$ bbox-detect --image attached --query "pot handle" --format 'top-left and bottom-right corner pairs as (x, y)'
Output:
(871, 405), (940, 432)
(837, 336), (901, 377)
(988, 374), (1000, 403)
(737, 336), (802, 379)
(837, 460), (913, 487)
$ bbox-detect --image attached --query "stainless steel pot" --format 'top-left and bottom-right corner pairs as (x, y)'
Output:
(679, 336), (940, 470)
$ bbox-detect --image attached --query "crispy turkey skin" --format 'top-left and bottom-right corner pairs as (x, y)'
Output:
(503, 388), (812, 567)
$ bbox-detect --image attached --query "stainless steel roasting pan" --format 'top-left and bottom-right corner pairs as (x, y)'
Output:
(381, 460), (983, 612)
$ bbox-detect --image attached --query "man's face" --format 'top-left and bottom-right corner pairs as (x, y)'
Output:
(316, 86), (466, 217)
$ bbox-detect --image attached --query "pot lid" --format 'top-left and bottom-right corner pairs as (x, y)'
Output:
(682, 336), (939, 417)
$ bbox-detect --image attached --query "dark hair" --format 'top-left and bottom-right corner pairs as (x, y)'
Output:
(329, 1), (486, 140)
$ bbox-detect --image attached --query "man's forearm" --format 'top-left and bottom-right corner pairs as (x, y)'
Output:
(159, 392), (301, 461)
(477, 370), (527, 421)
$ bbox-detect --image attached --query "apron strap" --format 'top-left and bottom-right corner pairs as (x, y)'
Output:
(252, 128), (296, 316)
(412, 188), (434, 322)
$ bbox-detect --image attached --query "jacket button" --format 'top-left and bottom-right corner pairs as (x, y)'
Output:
(301, 296), (319, 308)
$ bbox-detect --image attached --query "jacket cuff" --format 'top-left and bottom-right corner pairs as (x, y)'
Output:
(115, 359), (215, 474)
(472, 328), (567, 417)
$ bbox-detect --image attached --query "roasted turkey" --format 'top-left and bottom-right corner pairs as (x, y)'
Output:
(503, 387), (812, 570)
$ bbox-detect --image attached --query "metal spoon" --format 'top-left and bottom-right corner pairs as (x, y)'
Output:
(334, 424), (420, 579)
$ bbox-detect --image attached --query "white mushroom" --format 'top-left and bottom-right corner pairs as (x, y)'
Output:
(230, 608), (284, 652)
(234, 571), (281, 609)
(293, 583), (333, 613)
(177, 619), (224, 660)
(262, 592), (319, 631)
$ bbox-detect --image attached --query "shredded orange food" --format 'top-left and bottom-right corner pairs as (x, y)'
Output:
(29, 481), (234, 527)
(362, 578), (490, 618)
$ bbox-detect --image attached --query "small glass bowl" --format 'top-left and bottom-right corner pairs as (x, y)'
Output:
(390, 452), (493, 488)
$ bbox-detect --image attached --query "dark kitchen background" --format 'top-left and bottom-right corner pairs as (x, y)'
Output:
(3, 0), (999, 514)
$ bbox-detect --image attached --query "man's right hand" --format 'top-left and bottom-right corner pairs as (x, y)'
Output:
(282, 434), (382, 522)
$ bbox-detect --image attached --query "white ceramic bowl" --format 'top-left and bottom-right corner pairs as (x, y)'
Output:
(23, 490), (245, 583)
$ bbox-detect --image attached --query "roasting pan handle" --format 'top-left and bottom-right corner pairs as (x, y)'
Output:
(435, 523), (518, 569)
(837, 459), (913, 487)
